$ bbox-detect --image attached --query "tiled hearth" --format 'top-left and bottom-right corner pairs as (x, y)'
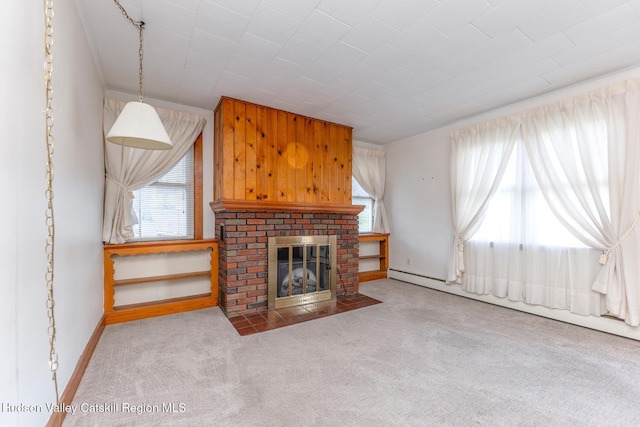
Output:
(215, 210), (360, 317)
(228, 293), (381, 336)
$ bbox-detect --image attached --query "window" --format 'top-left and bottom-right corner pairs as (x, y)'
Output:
(131, 134), (203, 240)
(472, 125), (608, 248)
(353, 177), (374, 233)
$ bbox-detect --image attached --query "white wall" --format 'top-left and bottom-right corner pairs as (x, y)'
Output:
(383, 67), (640, 340)
(384, 127), (453, 280)
(1, 2), (104, 426)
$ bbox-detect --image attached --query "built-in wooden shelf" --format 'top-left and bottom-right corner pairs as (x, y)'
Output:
(358, 233), (390, 282)
(103, 239), (219, 324)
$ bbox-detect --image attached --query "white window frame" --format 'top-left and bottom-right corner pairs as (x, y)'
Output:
(131, 147), (195, 241)
(353, 177), (374, 234)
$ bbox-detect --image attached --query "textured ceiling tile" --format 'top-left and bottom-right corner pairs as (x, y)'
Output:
(579, 0), (628, 15)
(361, 44), (410, 72)
(299, 60), (343, 83)
(144, 27), (191, 59)
(225, 54), (268, 79)
(277, 37), (325, 65)
(166, 0), (202, 12)
(317, 0), (382, 26)
(388, 19), (446, 56)
(424, 0), (493, 35)
(371, 0), (440, 30)
(512, 32), (575, 64)
(551, 22), (640, 67)
(195, 1), (250, 42)
(181, 69), (221, 93)
(437, 51), (488, 77)
(184, 51), (228, 76)
(475, 58), (559, 94)
(563, 3), (637, 46)
(209, 0), (261, 17)
(214, 70), (256, 95)
(398, 48), (446, 75)
(142, 0), (198, 38)
(518, 0), (590, 41)
(341, 15), (398, 53)
(289, 75), (325, 94)
(245, 5), (301, 46)
(189, 29), (237, 60)
(430, 24), (490, 58)
(261, 0), (321, 21)
(312, 78), (357, 100)
(262, 57), (305, 81)
(295, 9), (352, 49)
(471, 0), (543, 39)
(471, 28), (532, 63)
(250, 74), (290, 94)
(234, 33), (282, 64)
(319, 41), (367, 69)
(401, 68), (451, 93)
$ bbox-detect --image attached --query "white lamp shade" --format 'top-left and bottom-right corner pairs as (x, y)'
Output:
(106, 101), (173, 150)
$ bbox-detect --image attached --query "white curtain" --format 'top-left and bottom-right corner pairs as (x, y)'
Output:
(352, 146), (390, 233)
(464, 139), (606, 316)
(521, 81), (640, 325)
(446, 119), (519, 284)
(102, 98), (206, 244)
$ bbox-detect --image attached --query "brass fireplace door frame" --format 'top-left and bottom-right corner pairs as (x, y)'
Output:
(267, 235), (337, 310)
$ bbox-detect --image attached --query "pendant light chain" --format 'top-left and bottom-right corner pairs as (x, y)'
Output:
(113, 0), (145, 102)
(43, 0), (60, 406)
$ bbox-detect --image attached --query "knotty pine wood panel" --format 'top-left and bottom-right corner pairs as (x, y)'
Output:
(245, 103), (257, 200)
(312, 120), (323, 203)
(267, 108), (279, 200)
(213, 97), (353, 207)
(255, 106), (268, 201)
(233, 102), (246, 200)
(340, 126), (353, 204)
(320, 121), (330, 203)
(214, 105), (222, 201)
(277, 110), (288, 202)
(286, 113), (297, 202)
(305, 117), (316, 204)
(221, 98), (235, 200)
(329, 123), (340, 205)
(295, 114), (307, 202)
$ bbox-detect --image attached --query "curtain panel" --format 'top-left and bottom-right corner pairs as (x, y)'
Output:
(102, 98), (206, 244)
(446, 119), (519, 284)
(521, 82), (640, 325)
(352, 146), (390, 233)
(449, 80), (640, 325)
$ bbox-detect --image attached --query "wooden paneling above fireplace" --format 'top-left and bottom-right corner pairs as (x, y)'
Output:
(211, 97), (361, 214)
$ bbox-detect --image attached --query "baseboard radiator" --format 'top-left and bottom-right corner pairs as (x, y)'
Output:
(388, 269), (640, 341)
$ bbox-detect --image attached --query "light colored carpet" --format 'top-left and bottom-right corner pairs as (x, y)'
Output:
(64, 279), (640, 426)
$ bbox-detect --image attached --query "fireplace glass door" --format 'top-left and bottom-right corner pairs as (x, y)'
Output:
(268, 235), (337, 309)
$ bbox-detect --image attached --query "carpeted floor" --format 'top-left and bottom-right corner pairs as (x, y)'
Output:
(63, 279), (640, 426)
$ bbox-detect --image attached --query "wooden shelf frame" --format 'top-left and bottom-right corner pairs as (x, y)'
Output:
(103, 239), (219, 324)
(358, 233), (390, 282)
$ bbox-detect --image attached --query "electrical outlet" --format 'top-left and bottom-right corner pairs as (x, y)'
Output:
(407, 257), (412, 265)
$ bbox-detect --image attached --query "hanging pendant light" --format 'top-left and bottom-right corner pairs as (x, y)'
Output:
(106, 1), (172, 150)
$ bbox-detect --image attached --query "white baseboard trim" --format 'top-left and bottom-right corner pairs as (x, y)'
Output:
(388, 269), (640, 341)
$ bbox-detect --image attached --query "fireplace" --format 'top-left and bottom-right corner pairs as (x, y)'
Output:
(268, 235), (337, 309)
(212, 97), (362, 317)
(213, 210), (360, 316)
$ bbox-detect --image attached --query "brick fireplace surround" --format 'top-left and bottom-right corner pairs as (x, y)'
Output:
(215, 210), (360, 317)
